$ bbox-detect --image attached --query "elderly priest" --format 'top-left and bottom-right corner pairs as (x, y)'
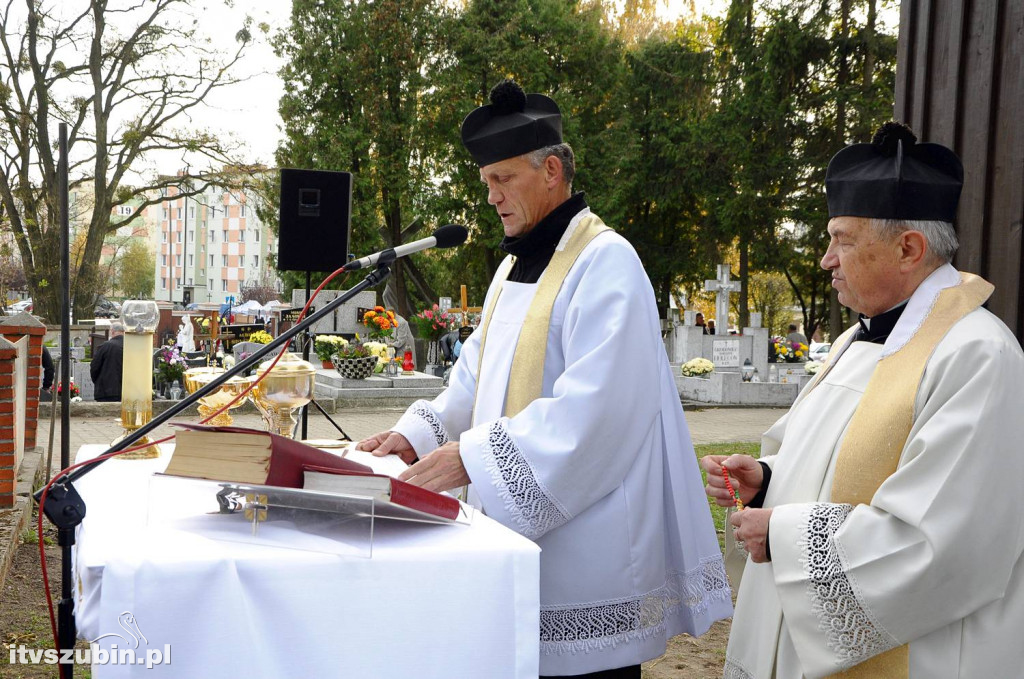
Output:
(358, 80), (731, 678)
(703, 122), (1024, 679)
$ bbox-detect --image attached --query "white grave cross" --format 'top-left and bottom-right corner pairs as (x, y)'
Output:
(704, 264), (741, 333)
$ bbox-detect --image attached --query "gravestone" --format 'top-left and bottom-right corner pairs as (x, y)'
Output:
(291, 289), (376, 337)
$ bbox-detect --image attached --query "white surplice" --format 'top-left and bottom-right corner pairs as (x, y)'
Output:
(725, 264), (1024, 679)
(393, 208), (731, 676)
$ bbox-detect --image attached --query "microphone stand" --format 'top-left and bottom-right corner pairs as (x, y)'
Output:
(33, 263), (392, 676)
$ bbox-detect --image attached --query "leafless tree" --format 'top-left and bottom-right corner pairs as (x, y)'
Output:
(0, 0), (262, 321)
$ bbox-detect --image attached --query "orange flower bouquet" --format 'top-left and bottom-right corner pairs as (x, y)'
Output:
(362, 306), (398, 340)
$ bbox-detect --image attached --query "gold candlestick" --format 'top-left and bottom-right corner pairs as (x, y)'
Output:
(116, 300), (161, 459)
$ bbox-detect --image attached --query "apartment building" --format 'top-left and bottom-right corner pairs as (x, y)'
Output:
(154, 179), (280, 306)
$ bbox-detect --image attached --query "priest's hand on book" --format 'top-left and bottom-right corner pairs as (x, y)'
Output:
(356, 431), (418, 465)
(701, 454), (763, 508)
(398, 442), (470, 493)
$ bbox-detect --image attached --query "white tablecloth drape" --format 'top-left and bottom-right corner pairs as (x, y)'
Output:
(72, 443), (540, 678)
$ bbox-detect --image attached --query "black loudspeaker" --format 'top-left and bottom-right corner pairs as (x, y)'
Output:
(278, 168), (353, 272)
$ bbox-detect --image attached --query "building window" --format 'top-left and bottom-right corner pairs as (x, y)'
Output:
(189, 206), (195, 219)
(162, 254), (167, 266)
(209, 254), (214, 266)
(209, 230), (214, 243)
(222, 229), (228, 242)
(241, 204), (246, 217)
(239, 230), (245, 242)
(188, 254), (193, 266)
(222, 280), (228, 291)
(208, 278), (213, 290)
(176, 254), (181, 266)
(161, 278), (166, 289)
(176, 231), (181, 242)
(163, 208), (168, 220)
(189, 230), (194, 242)
(161, 232), (166, 243)
(254, 229), (260, 242)
(177, 208), (182, 220)
(176, 277), (181, 286)
(222, 255), (228, 266)
(253, 254), (259, 268)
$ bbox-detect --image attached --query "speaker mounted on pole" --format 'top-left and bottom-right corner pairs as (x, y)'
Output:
(278, 168), (353, 272)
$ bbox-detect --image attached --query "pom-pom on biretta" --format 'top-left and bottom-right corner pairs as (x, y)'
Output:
(871, 121), (918, 156)
(460, 79), (562, 167)
(826, 121), (963, 222)
(489, 79), (527, 115)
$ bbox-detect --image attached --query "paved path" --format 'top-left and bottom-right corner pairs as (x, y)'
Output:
(35, 406), (784, 472)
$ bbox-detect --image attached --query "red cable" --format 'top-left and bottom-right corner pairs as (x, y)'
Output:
(38, 264), (352, 666)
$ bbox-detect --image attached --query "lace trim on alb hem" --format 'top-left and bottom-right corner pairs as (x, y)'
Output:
(403, 400), (449, 449)
(723, 657), (756, 679)
(540, 564), (729, 656)
(802, 503), (900, 668)
(480, 420), (569, 539)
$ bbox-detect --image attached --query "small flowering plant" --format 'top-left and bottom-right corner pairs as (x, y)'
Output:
(314, 335), (349, 362)
(248, 330), (273, 345)
(681, 357), (715, 377)
(409, 304), (458, 341)
(805, 360), (822, 375)
(362, 306), (398, 340)
(771, 337), (808, 363)
(156, 346), (187, 383)
(56, 379), (80, 398)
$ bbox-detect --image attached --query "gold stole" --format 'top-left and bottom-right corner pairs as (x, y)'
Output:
(474, 214), (610, 419)
(822, 272), (993, 679)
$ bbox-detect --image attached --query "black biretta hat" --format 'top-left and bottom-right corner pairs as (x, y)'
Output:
(461, 80), (562, 167)
(826, 122), (964, 222)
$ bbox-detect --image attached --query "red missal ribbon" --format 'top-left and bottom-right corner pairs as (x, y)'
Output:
(722, 467), (745, 510)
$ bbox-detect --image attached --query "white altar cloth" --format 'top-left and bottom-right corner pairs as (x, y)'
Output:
(73, 444), (540, 678)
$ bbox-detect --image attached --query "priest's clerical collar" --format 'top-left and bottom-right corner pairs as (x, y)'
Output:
(858, 300), (909, 344)
(500, 192), (587, 284)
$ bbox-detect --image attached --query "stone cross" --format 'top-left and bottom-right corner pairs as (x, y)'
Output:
(704, 264), (741, 333)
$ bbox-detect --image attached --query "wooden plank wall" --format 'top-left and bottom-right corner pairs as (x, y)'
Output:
(895, 0), (1024, 341)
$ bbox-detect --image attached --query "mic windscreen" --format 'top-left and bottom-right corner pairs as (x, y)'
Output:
(433, 224), (468, 248)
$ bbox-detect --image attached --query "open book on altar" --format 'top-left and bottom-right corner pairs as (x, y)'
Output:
(163, 424), (462, 525)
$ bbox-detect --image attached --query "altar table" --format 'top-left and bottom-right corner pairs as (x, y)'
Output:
(72, 444), (540, 678)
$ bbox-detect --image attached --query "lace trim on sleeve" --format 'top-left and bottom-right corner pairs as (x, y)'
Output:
(723, 658), (756, 679)
(395, 399), (449, 449)
(802, 503), (900, 668)
(539, 561), (729, 655)
(480, 420), (569, 540)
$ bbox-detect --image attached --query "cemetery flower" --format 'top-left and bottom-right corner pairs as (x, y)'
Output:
(771, 337), (808, 363)
(363, 340), (390, 372)
(314, 335), (349, 362)
(56, 379), (80, 398)
(409, 304), (458, 341)
(805, 360), (822, 375)
(362, 306), (398, 340)
(681, 357), (715, 377)
(156, 346), (187, 383)
(248, 330), (273, 344)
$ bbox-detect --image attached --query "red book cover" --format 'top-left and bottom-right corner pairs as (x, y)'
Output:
(302, 465), (461, 521)
(172, 423), (371, 488)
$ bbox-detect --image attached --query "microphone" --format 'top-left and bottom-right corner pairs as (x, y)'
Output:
(345, 224), (468, 270)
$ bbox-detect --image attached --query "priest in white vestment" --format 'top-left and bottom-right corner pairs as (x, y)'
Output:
(703, 122), (1024, 679)
(358, 79), (731, 678)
